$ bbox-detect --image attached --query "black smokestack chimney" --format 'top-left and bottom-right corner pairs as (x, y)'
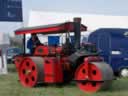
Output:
(73, 17), (81, 50)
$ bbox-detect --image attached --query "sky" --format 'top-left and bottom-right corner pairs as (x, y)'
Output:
(0, 0), (128, 35)
(23, 0), (128, 16)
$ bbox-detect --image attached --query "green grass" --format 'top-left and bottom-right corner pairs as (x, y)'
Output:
(0, 64), (128, 96)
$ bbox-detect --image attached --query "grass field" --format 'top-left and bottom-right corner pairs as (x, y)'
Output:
(0, 64), (128, 96)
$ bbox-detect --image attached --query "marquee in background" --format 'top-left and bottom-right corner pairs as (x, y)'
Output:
(0, 0), (22, 22)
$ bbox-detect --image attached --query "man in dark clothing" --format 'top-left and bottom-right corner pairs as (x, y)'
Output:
(27, 34), (41, 54)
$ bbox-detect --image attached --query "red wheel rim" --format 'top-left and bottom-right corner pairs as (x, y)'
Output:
(19, 58), (38, 87)
(75, 63), (103, 92)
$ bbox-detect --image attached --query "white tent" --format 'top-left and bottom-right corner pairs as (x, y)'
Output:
(27, 11), (128, 45)
(28, 11), (128, 31)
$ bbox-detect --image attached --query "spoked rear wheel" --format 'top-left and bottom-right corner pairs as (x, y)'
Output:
(19, 57), (44, 87)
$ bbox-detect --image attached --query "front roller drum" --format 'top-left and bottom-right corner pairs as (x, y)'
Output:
(75, 61), (114, 93)
(19, 57), (44, 87)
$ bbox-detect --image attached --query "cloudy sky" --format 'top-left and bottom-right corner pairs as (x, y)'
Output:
(23, 0), (128, 15)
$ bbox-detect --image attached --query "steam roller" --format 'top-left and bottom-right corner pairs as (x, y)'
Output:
(14, 17), (114, 93)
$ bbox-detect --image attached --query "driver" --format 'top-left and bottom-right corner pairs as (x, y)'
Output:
(27, 34), (41, 54)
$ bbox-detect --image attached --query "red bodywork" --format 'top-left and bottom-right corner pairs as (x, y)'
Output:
(43, 57), (63, 83)
(34, 45), (62, 56)
(14, 55), (24, 71)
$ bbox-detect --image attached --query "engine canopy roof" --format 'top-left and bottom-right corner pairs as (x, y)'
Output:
(15, 22), (87, 35)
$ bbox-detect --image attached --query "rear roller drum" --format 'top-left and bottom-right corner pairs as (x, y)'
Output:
(19, 57), (44, 87)
(75, 61), (114, 92)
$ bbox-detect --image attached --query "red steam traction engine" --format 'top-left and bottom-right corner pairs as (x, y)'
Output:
(14, 18), (114, 93)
